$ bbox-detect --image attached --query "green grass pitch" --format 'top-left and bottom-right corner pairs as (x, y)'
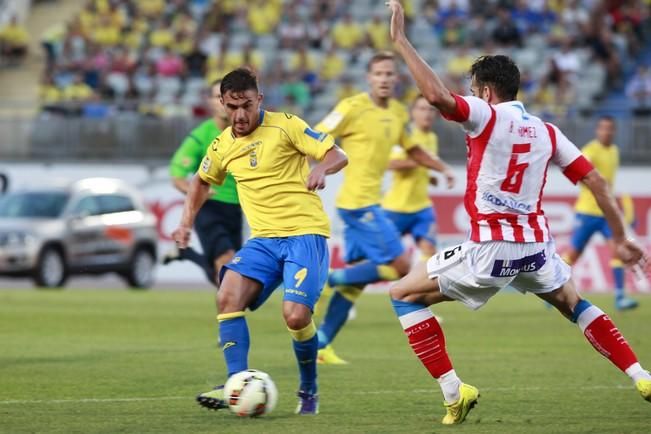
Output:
(0, 289), (649, 433)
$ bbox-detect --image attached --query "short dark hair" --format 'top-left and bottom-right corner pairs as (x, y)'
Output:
(470, 55), (520, 101)
(367, 51), (396, 71)
(220, 68), (258, 96)
(598, 115), (616, 124)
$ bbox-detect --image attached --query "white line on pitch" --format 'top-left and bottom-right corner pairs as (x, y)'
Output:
(0, 385), (632, 405)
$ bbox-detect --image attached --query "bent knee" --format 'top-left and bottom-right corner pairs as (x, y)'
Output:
(389, 278), (410, 301)
(390, 256), (411, 277)
(284, 312), (311, 330)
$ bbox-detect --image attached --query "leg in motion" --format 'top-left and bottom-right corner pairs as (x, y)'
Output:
(196, 270), (261, 410)
(537, 280), (651, 402)
(390, 261), (479, 425)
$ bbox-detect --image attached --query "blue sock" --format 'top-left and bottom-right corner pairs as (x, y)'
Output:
(218, 316), (249, 377)
(391, 298), (428, 317)
(292, 334), (318, 394)
(613, 266), (625, 299)
(329, 261), (381, 287)
(317, 291), (353, 349)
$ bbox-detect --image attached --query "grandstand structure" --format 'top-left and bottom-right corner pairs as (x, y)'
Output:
(0, 0), (649, 162)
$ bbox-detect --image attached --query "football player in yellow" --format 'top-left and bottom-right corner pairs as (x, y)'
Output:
(314, 52), (454, 364)
(383, 94), (448, 259)
(566, 116), (638, 310)
(172, 69), (347, 415)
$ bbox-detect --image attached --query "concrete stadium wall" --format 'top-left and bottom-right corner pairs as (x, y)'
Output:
(1, 163), (650, 293)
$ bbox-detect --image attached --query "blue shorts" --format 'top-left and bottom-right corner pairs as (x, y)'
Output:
(338, 205), (404, 264)
(383, 206), (437, 246)
(220, 234), (329, 311)
(571, 213), (612, 252)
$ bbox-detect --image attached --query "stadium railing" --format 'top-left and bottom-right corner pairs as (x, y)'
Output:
(1, 114), (650, 165)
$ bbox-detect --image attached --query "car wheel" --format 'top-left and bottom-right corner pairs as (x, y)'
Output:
(124, 247), (155, 289)
(33, 246), (68, 288)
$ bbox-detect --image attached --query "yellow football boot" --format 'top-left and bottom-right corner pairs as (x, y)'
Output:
(636, 379), (651, 402)
(441, 383), (480, 425)
(317, 345), (349, 365)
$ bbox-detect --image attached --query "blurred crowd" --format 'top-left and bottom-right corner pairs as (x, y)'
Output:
(11, 0), (649, 119)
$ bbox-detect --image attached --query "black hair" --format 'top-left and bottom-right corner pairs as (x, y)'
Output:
(220, 68), (258, 96)
(470, 55), (520, 101)
(598, 115), (616, 124)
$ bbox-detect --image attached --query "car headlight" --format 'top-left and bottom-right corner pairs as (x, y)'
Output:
(4, 232), (35, 247)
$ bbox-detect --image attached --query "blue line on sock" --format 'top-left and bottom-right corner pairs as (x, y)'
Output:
(571, 299), (592, 323)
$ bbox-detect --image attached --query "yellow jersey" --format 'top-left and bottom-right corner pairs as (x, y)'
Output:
(316, 92), (414, 209)
(575, 139), (619, 216)
(382, 127), (439, 213)
(199, 111), (334, 238)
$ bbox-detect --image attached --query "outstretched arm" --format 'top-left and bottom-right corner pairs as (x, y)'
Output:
(581, 170), (646, 267)
(407, 146), (455, 188)
(306, 145), (348, 191)
(172, 175), (212, 248)
(388, 0), (457, 115)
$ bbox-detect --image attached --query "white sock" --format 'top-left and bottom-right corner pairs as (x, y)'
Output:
(625, 363), (651, 382)
(438, 369), (461, 404)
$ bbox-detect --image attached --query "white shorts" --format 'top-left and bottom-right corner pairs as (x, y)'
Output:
(427, 240), (571, 310)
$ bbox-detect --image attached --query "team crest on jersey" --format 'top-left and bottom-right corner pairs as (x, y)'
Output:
(249, 149), (258, 167)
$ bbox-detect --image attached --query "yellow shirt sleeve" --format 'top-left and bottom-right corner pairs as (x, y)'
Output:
(315, 99), (353, 138)
(198, 137), (226, 185)
(286, 115), (335, 161)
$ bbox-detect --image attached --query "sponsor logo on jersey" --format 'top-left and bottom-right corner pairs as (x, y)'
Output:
(223, 341), (236, 350)
(201, 157), (211, 173)
(285, 288), (307, 298)
(490, 250), (546, 277)
(232, 256), (241, 264)
(482, 191), (532, 212)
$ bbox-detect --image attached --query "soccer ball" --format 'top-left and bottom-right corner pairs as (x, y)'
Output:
(224, 369), (278, 417)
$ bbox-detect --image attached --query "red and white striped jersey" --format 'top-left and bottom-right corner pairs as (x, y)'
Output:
(442, 94), (594, 243)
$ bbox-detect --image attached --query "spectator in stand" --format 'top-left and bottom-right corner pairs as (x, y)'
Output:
(138, 0), (165, 19)
(149, 19), (175, 50)
(92, 13), (121, 47)
(63, 73), (95, 102)
(290, 44), (321, 94)
(492, 7), (522, 47)
(626, 65), (651, 115)
(440, 15), (466, 47)
(224, 42), (264, 73)
(40, 74), (63, 109)
(367, 14), (390, 50)
(0, 15), (29, 64)
(561, 0), (590, 39)
(320, 46), (345, 81)
(306, 9), (329, 50)
(133, 60), (157, 99)
(279, 9), (306, 50)
(281, 71), (311, 109)
(172, 31), (194, 56)
(466, 15), (491, 48)
(552, 37), (580, 87)
(261, 59), (286, 110)
(331, 13), (364, 50)
(446, 45), (474, 80)
(184, 39), (207, 78)
(156, 47), (184, 78)
(83, 42), (110, 89)
(247, 0), (282, 36)
(586, 25), (622, 89)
